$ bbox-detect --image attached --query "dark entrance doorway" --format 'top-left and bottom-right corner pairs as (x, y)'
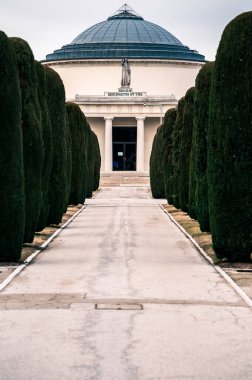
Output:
(112, 127), (136, 171)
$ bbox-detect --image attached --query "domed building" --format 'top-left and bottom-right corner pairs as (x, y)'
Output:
(44, 4), (205, 173)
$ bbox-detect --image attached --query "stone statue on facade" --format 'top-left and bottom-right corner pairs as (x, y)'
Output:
(121, 58), (131, 87)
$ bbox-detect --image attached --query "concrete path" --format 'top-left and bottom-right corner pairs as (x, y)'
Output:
(0, 187), (252, 380)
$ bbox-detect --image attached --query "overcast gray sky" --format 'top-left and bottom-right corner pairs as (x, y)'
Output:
(1, 0), (251, 61)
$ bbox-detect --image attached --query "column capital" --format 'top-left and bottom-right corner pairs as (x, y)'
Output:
(104, 116), (114, 121)
(135, 116), (146, 121)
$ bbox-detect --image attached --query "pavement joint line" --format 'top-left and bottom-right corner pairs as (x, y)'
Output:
(84, 298), (245, 307)
(0, 204), (87, 293)
(160, 204), (252, 309)
(0, 294), (246, 309)
(0, 294), (244, 307)
(0, 301), (246, 310)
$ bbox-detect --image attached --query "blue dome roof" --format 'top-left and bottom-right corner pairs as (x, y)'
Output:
(45, 5), (204, 62)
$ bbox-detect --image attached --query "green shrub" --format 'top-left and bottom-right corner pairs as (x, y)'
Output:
(80, 115), (88, 199)
(92, 131), (101, 191)
(188, 124), (197, 219)
(65, 111), (72, 209)
(194, 62), (214, 232)
(178, 87), (195, 212)
(163, 108), (177, 204)
(35, 61), (53, 231)
(150, 125), (166, 198)
(66, 102), (86, 205)
(85, 123), (95, 198)
(208, 12), (252, 260)
(0, 31), (24, 261)
(172, 97), (185, 208)
(44, 66), (71, 225)
(10, 37), (43, 243)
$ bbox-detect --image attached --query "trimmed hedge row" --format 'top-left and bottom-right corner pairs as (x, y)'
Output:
(150, 12), (252, 261)
(178, 87), (195, 213)
(149, 126), (166, 198)
(149, 109), (177, 201)
(208, 12), (252, 261)
(45, 66), (72, 225)
(0, 33), (101, 262)
(35, 61), (53, 232)
(0, 32), (24, 262)
(163, 108), (177, 205)
(10, 37), (44, 243)
(194, 62), (214, 232)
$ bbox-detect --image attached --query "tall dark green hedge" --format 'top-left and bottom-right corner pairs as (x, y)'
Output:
(172, 97), (185, 208)
(66, 102), (86, 205)
(75, 114), (101, 199)
(150, 110), (177, 200)
(208, 12), (252, 260)
(178, 87), (195, 212)
(188, 122), (197, 219)
(163, 108), (177, 204)
(10, 37), (43, 243)
(85, 122), (95, 198)
(194, 62), (214, 232)
(65, 113), (72, 208)
(80, 114), (88, 199)
(92, 131), (101, 191)
(150, 125), (166, 198)
(35, 61), (53, 231)
(44, 66), (71, 225)
(0, 32), (24, 261)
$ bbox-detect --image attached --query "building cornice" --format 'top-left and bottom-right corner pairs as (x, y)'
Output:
(42, 59), (204, 67)
(72, 95), (177, 105)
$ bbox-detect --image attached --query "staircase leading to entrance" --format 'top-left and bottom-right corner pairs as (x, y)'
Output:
(100, 172), (150, 187)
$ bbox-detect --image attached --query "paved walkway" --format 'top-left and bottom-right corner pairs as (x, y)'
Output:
(0, 187), (252, 379)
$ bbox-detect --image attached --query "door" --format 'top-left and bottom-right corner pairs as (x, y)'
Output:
(113, 143), (136, 171)
(112, 127), (137, 171)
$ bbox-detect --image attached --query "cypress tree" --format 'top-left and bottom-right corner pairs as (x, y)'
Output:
(66, 102), (86, 205)
(35, 61), (53, 231)
(188, 122), (197, 219)
(80, 114), (88, 199)
(85, 123), (95, 198)
(0, 31), (24, 261)
(150, 125), (166, 198)
(172, 97), (185, 209)
(208, 12), (252, 260)
(92, 131), (101, 191)
(10, 37), (43, 243)
(194, 62), (214, 232)
(65, 111), (72, 209)
(162, 108), (177, 205)
(44, 66), (71, 225)
(178, 87), (195, 212)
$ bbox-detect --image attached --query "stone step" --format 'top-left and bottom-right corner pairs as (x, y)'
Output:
(100, 173), (150, 187)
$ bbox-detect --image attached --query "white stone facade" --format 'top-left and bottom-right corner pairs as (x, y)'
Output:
(44, 59), (204, 173)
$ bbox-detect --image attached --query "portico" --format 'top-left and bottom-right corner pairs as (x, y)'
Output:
(74, 93), (177, 173)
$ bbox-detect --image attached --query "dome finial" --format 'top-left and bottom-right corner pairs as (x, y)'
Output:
(108, 4), (143, 20)
(119, 4), (134, 13)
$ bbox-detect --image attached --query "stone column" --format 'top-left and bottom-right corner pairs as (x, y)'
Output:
(136, 117), (145, 172)
(104, 117), (113, 172)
